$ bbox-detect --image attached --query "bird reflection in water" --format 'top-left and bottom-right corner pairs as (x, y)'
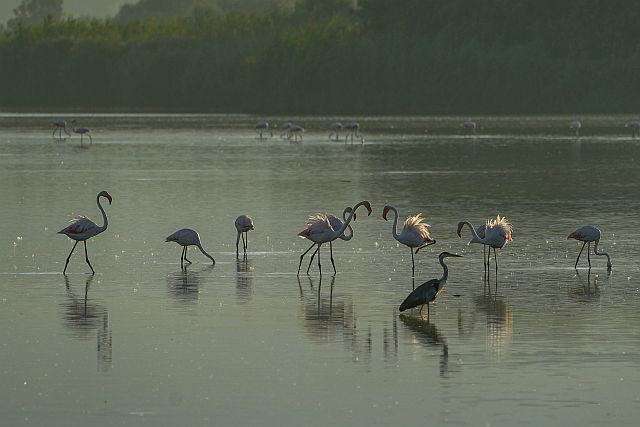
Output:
(399, 314), (451, 377)
(569, 270), (602, 301)
(62, 274), (112, 373)
(166, 265), (214, 307)
(236, 257), (254, 303)
(474, 289), (513, 359)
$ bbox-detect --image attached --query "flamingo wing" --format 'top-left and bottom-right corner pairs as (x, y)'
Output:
(59, 216), (98, 235)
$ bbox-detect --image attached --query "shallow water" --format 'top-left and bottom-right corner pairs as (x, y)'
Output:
(1, 114), (640, 426)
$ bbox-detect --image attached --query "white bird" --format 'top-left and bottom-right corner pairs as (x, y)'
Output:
(568, 225), (611, 270)
(71, 120), (92, 144)
(345, 121), (363, 143)
(235, 215), (255, 257)
(382, 205), (436, 277)
(462, 119), (477, 135)
(457, 215), (513, 275)
(626, 120), (640, 138)
(53, 119), (70, 138)
(58, 191), (112, 274)
(297, 201), (372, 275)
(329, 122), (343, 141)
(165, 229), (215, 268)
(304, 206), (357, 273)
(570, 120), (582, 137)
(255, 121), (273, 139)
(399, 252), (463, 318)
(457, 221), (489, 271)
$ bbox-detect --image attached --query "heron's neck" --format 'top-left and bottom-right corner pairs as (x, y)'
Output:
(439, 256), (449, 285)
(96, 195), (108, 232)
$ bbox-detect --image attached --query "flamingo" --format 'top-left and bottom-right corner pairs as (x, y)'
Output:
(568, 225), (612, 271)
(235, 215), (255, 257)
(297, 200), (372, 276)
(457, 221), (488, 272)
(58, 191), (112, 274)
(329, 122), (343, 141)
(457, 215), (513, 276)
(305, 206), (356, 274)
(462, 119), (477, 135)
(399, 252), (463, 318)
(382, 205), (436, 277)
(289, 124), (305, 141)
(165, 228), (215, 268)
(345, 121), (363, 143)
(280, 122), (293, 139)
(570, 120), (582, 137)
(53, 119), (70, 138)
(71, 120), (92, 144)
(626, 120), (640, 138)
(255, 121), (273, 139)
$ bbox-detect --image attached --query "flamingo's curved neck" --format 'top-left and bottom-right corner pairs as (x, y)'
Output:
(341, 207), (354, 240)
(96, 195), (108, 232)
(333, 201), (367, 238)
(593, 239), (612, 268)
(197, 243), (216, 264)
(460, 221), (484, 244)
(387, 206), (400, 240)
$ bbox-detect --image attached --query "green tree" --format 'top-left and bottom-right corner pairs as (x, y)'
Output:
(7, 0), (64, 29)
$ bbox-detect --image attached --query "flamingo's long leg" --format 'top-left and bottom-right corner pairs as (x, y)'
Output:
(587, 242), (591, 269)
(494, 247), (498, 276)
(306, 245), (320, 275)
(575, 242), (586, 269)
(184, 246), (192, 264)
(84, 241), (95, 274)
(244, 231), (249, 252)
(411, 248), (416, 276)
(415, 240), (436, 253)
(317, 244), (322, 276)
(298, 243), (316, 276)
(236, 231), (241, 257)
(241, 233), (246, 254)
(329, 241), (336, 275)
(63, 241), (79, 274)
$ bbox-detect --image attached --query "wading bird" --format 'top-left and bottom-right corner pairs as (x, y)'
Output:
(457, 221), (488, 271)
(329, 122), (343, 141)
(345, 122), (363, 143)
(297, 201), (372, 276)
(255, 121), (273, 139)
(71, 120), (92, 144)
(457, 215), (512, 275)
(626, 120), (640, 138)
(399, 252), (463, 318)
(58, 191), (112, 274)
(53, 119), (70, 138)
(382, 205), (436, 277)
(462, 119), (477, 135)
(165, 228), (215, 268)
(568, 225), (612, 271)
(235, 215), (255, 257)
(570, 120), (582, 137)
(304, 206), (358, 274)
(280, 122), (292, 139)
(290, 124), (305, 141)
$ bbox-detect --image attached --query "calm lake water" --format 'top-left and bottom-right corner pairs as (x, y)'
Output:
(1, 114), (640, 426)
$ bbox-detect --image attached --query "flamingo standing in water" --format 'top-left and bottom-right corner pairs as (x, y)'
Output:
(626, 120), (640, 138)
(280, 122), (293, 139)
(235, 215), (255, 257)
(58, 191), (112, 274)
(399, 252), (463, 318)
(568, 225), (612, 271)
(289, 124), (305, 141)
(382, 205), (436, 277)
(329, 122), (343, 141)
(255, 121), (273, 139)
(345, 122), (363, 143)
(165, 228), (215, 268)
(457, 215), (513, 276)
(570, 120), (582, 137)
(71, 120), (92, 144)
(462, 119), (477, 135)
(53, 119), (70, 138)
(457, 221), (488, 272)
(297, 200), (372, 276)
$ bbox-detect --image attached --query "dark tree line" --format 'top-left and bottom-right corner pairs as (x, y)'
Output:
(1, 0), (639, 114)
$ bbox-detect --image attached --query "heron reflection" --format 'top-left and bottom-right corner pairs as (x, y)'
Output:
(62, 275), (112, 372)
(399, 314), (450, 377)
(236, 257), (254, 303)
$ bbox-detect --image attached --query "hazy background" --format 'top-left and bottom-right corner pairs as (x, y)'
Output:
(0, 0), (126, 22)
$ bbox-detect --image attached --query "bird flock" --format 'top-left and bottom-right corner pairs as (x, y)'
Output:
(58, 192), (613, 320)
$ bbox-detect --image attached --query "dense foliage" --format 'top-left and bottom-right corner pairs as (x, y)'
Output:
(1, 0), (639, 114)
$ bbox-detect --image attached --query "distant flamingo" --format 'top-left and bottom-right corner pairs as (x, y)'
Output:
(235, 215), (255, 257)
(255, 121), (273, 139)
(329, 122), (343, 141)
(58, 191), (112, 274)
(345, 121), (363, 143)
(52, 119), (70, 138)
(297, 200), (372, 276)
(457, 221), (488, 272)
(71, 120), (92, 144)
(289, 124), (305, 141)
(280, 122), (293, 139)
(305, 206), (359, 274)
(626, 120), (640, 138)
(165, 228), (215, 268)
(399, 252), (463, 318)
(568, 225), (612, 270)
(457, 215), (512, 276)
(382, 205), (436, 277)
(570, 120), (582, 137)
(462, 119), (477, 135)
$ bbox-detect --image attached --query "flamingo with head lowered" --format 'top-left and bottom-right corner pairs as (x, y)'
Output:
(166, 228), (215, 268)
(568, 225), (611, 271)
(382, 205), (436, 277)
(297, 200), (372, 276)
(457, 215), (512, 276)
(58, 191), (112, 274)
(235, 215), (255, 257)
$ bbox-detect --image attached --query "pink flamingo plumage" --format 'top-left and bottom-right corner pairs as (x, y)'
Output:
(457, 215), (513, 276)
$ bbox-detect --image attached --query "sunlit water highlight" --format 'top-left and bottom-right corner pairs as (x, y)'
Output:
(1, 115), (640, 426)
